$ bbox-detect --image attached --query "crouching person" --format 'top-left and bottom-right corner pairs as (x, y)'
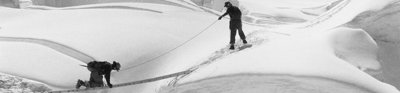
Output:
(76, 61), (121, 89)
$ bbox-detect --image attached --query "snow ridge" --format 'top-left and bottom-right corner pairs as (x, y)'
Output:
(62, 5), (163, 13)
(0, 37), (95, 63)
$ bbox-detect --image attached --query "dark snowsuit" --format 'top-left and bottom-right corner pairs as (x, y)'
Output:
(87, 61), (113, 88)
(223, 6), (246, 44)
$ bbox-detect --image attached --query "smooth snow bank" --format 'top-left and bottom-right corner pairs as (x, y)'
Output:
(329, 28), (380, 71)
(162, 27), (397, 93)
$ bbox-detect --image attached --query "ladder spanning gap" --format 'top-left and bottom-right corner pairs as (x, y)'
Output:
(49, 70), (192, 93)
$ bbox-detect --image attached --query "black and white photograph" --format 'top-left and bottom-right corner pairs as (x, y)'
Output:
(1, 0), (400, 93)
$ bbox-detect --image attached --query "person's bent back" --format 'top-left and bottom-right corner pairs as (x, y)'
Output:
(76, 61), (121, 89)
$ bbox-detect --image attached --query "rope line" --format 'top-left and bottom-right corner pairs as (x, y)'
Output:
(123, 20), (219, 70)
(49, 70), (192, 93)
(49, 20), (218, 93)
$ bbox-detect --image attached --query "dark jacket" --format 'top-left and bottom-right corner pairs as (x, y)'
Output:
(224, 6), (242, 20)
(87, 61), (112, 86)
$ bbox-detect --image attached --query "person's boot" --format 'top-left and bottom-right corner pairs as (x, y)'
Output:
(76, 79), (84, 89)
(243, 39), (248, 44)
(229, 44), (235, 50)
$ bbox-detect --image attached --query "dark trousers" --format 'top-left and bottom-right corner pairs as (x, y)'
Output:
(89, 71), (104, 88)
(229, 20), (246, 44)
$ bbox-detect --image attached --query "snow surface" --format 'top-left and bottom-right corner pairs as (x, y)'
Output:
(1, 0), (400, 93)
(163, 27), (394, 93)
(0, 2), (229, 89)
(348, 1), (400, 89)
(238, 0), (328, 20)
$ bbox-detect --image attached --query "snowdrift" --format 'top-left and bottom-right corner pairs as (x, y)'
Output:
(1, 0), (400, 93)
(349, 1), (400, 89)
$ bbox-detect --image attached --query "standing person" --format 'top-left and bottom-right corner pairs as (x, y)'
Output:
(76, 61), (121, 89)
(218, 1), (247, 50)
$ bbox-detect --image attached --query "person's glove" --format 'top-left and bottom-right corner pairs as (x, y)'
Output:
(218, 16), (222, 20)
(108, 84), (113, 88)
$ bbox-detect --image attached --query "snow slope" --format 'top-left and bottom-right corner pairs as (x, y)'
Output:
(1, 0), (400, 93)
(160, 27), (395, 93)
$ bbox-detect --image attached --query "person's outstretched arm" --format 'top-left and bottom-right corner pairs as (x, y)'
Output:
(218, 11), (229, 20)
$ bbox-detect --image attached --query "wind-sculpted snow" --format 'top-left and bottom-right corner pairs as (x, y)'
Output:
(30, 0), (198, 11)
(302, 0), (397, 30)
(51, 3), (195, 13)
(239, 1), (317, 23)
(329, 28), (380, 70)
(328, 28), (383, 80)
(62, 5), (163, 13)
(244, 0), (395, 31)
(0, 37), (96, 62)
(254, 0), (350, 29)
(206, 0), (345, 27)
(2, 0), (400, 93)
(348, 2), (400, 89)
